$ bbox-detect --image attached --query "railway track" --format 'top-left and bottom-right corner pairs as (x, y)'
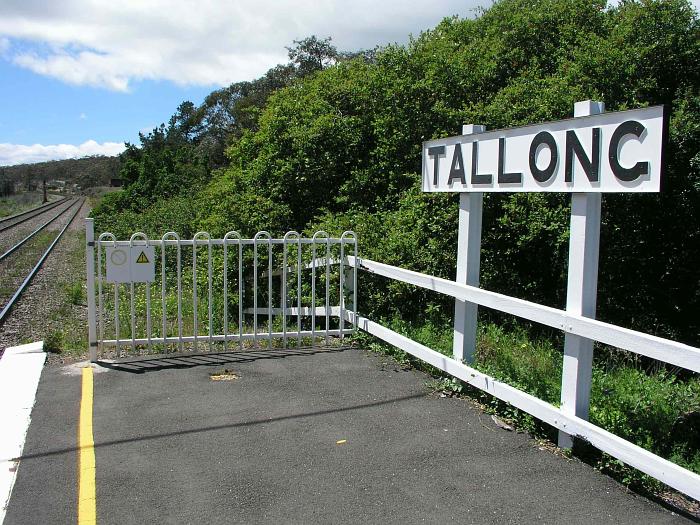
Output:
(0, 196), (70, 234)
(0, 197), (85, 324)
(0, 198), (81, 262)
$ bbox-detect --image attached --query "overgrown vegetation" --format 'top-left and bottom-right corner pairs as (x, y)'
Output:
(89, 0), (699, 497)
(0, 191), (56, 218)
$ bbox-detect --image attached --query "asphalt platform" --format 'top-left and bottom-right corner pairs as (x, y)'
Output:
(4, 346), (693, 524)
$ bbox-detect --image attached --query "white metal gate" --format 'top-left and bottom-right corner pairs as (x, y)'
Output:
(85, 220), (357, 359)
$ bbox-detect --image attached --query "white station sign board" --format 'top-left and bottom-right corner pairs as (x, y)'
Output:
(106, 245), (155, 283)
(422, 105), (665, 193)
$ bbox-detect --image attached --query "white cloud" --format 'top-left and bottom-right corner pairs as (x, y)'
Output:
(79, 112), (87, 120)
(0, 0), (483, 91)
(0, 140), (125, 166)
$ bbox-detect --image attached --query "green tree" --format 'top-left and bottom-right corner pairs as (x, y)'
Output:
(286, 36), (339, 76)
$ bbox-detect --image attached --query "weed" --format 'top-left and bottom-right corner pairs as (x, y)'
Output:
(66, 281), (85, 305)
(44, 330), (64, 353)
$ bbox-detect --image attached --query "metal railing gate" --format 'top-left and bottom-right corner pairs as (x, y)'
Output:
(85, 219), (357, 359)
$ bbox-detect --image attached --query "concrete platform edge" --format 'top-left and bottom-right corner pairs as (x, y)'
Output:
(0, 341), (46, 525)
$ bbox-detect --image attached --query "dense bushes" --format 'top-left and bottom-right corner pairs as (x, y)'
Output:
(199, 0), (698, 342)
(94, 0), (700, 342)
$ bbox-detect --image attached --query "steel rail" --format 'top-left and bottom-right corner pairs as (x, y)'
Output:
(0, 196), (70, 233)
(0, 197), (85, 324)
(0, 198), (81, 262)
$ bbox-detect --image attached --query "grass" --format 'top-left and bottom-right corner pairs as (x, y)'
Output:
(0, 192), (56, 218)
(43, 330), (64, 353)
(356, 317), (700, 498)
(65, 281), (85, 305)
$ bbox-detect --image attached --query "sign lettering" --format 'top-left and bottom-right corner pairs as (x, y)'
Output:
(422, 106), (665, 193)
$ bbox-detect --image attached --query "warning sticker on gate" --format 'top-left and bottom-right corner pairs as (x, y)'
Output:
(106, 245), (155, 283)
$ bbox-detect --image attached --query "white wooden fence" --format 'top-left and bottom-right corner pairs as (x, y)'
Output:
(345, 255), (700, 501)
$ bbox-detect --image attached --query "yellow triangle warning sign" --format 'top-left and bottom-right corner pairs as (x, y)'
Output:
(136, 251), (150, 264)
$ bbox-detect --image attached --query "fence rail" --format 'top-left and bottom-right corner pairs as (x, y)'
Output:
(345, 256), (700, 501)
(348, 256), (700, 374)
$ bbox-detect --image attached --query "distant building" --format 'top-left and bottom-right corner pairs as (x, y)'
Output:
(47, 179), (66, 191)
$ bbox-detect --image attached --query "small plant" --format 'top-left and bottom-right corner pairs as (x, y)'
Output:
(427, 377), (464, 396)
(44, 330), (64, 353)
(66, 281), (85, 305)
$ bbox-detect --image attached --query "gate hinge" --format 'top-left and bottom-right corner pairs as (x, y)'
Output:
(87, 241), (96, 247)
(89, 342), (98, 347)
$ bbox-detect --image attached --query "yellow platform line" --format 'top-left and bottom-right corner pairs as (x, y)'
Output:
(78, 367), (96, 524)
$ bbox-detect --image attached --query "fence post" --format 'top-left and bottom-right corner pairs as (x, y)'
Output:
(558, 100), (604, 448)
(453, 124), (486, 363)
(85, 218), (98, 362)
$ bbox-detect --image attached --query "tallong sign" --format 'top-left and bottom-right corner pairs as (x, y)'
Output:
(422, 105), (665, 193)
(422, 101), (667, 450)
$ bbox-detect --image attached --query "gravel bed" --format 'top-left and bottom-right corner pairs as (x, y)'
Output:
(0, 199), (90, 359)
(0, 199), (82, 308)
(0, 198), (77, 254)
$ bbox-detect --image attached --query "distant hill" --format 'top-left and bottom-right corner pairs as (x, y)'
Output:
(0, 155), (121, 193)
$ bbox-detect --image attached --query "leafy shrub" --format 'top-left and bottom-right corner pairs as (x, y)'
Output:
(44, 331), (63, 354)
(65, 282), (84, 306)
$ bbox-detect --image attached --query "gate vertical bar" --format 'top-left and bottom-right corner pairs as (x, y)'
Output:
(296, 236), (302, 348)
(207, 237), (213, 352)
(253, 239), (259, 347)
(311, 231), (329, 345)
(311, 238), (317, 342)
(282, 237), (288, 347)
(324, 236), (330, 346)
(223, 231), (241, 352)
(176, 238), (183, 351)
(339, 238), (345, 339)
(238, 238), (243, 350)
(558, 100), (604, 449)
(452, 124), (485, 363)
(352, 237), (357, 332)
(267, 236), (273, 349)
(192, 232), (210, 352)
(282, 231), (300, 348)
(96, 236), (108, 351)
(86, 218), (97, 362)
(129, 236), (136, 354)
(162, 237), (168, 344)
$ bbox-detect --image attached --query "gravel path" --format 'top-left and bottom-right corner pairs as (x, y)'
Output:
(0, 199), (90, 359)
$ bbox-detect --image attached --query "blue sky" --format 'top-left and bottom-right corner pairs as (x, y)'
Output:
(0, 0), (486, 165)
(0, 0), (698, 166)
(0, 60), (211, 146)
